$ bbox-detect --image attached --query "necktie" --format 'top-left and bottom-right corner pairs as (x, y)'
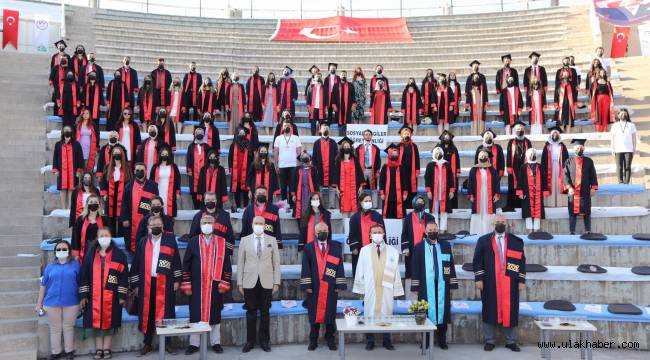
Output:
(256, 237), (262, 257)
(376, 245), (381, 258)
(320, 242), (326, 255)
(365, 144), (371, 167)
(497, 235), (504, 263)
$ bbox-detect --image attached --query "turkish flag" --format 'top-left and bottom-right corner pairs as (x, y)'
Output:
(270, 16), (413, 43)
(610, 26), (630, 58)
(2, 9), (19, 49)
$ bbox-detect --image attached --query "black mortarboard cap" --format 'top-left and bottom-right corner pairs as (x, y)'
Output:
(580, 232), (606, 240)
(513, 121), (527, 129)
(501, 54), (512, 61)
(632, 233), (650, 241)
(469, 60), (481, 67)
(328, 62), (338, 69)
(631, 266), (650, 275)
(577, 264), (607, 274)
(607, 303), (642, 315)
(571, 138), (587, 145)
(439, 130), (454, 140)
(528, 231), (553, 240)
(337, 136), (354, 146)
(461, 263), (473, 272)
(308, 65), (319, 72)
(543, 300), (576, 312)
(548, 125), (563, 134)
(525, 263), (548, 272)
(158, 58), (165, 61)
(54, 39), (67, 48)
(284, 66), (293, 74)
(529, 51), (541, 59)
(481, 129), (496, 139)
(384, 143), (399, 154)
(399, 125), (413, 134)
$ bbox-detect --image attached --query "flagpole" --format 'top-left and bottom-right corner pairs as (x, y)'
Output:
(60, 0), (66, 38)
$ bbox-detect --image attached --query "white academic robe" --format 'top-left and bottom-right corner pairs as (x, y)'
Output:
(352, 243), (404, 317)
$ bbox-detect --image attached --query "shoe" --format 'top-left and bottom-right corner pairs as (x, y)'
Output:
(260, 342), (271, 352)
(506, 343), (521, 352)
(48, 353), (62, 360)
(165, 345), (176, 355)
(242, 342), (254, 353)
(365, 342), (375, 351)
(100, 350), (110, 359)
(212, 344), (223, 353)
(484, 343), (495, 351)
(327, 342), (337, 351)
(185, 346), (199, 355)
(307, 342), (317, 351)
(93, 349), (103, 360)
(136, 345), (152, 357)
(382, 342), (395, 350)
(438, 342), (448, 350)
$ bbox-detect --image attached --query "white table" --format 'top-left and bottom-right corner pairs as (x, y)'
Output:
(156, 322), (211, 360)
(534, 319), (597, 360)
(336, 316), (437, 360)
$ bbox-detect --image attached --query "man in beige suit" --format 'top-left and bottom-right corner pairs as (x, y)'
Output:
(237, 215), (281, 353)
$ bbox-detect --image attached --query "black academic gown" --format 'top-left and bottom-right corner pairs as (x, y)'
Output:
(69, 187), (100, 227)
(421, 79), (439, 118)
(71, 215), (109, 262)
(151, 68), (172, 107)
(188, 208), (235, 256)
(312, 137), (338, 187)
(137, 87), (156, 124)
(278, 77), (298, 116)
(499, 86), (525, 127)
(291, 166), (322, 218)
(440, 142), (461, 210)
(505, 138), (532, 209)
(135, 213), (174, 249)
(197, 165), (229, 206)
(186, 142), (209, 196)
(106, 79), (132, 131)
(182, 234), (232, 324)
(82, 81), (105, 122)
(300, 240), (346, 325)
(523, 65), (548, 91)
(436, 85), (455, 124)
(197, 123), (220, 152)
(119, 179), (159, 253)
(474, 144), (505, 176)
(79, 243), (128, 330)
(53, 140), (84, 190)
(149, 163), (182, 217)
(563, 156), (599, 216)
(466, 166), (501, 214)
(241, 203), (283, 248)
(516, 163), (547, 219)
(129, 233), (182, 335)
(495, 67), (519, 94)
(355, 142), (382, 190)
(398, 141), (421, 203)
(182, 71), (203, 117)
(401, 211), (436, 278)
(337, 81), (355, 126)
(246, 75), (265, 120)
(472, 232), (526, 327)
(411, 240), (458, 325)
(347, 210), (385, 277)
(96, 144), (126, 179)
(298, 210), (333, 251)
(246, 162), (280, 198)
(118, 67), (139, 99)
(541, 142), (569, 194)
(424, 161), (455, 213)
(465, 72), (488, 103)
(379, 164), (407, 219)
(401, 88), (424, 125)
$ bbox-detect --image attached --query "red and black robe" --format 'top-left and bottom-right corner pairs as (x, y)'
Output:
(370, 75), (390, 97)
(298, 210), (332, 251)
(466, 82), (488, 122)
(401, 88), (423, 125)
(337, 81), (355, 126)
(449, 80), (462, 121)
(181, 234), (232, 325)
(332, 157), (365, 213)
(135, 138), (159, 177)
(323, 74), (340, 115)
(118, 121), (142, 163)
(75, 122), (100, 173)
(348, 209), (384, 276)
(424, 160), (455, 213)
(563, 156), (599, 216)
(129, 234), (182, 335)
(53, 140), (84, 191)
(79, 243), (128, 331)
(401, 211), (436, 278)
(216, 80), (231, 111)
(186, 142), (208, 196)
(119, 179), (158, 253)
(262, 84), (280, 124)
(291, 166), (322, 218)
(474, 144), (505, 176)
(156, 119), (177, 151)
(541, 142), (569, 195)
(379, 161), (407, 219)
(523, 65), (548, 92)
(499, 86), (524, 127)
(198, 89), (217, 115)
(151, 68), (172, 107)
(106, 79), (132, 131)
(526, 87), (547, 126)
(246, 75), (264, 119)
(150, 163), (182, 216)
(226, 82), (246, 117)
(355, 142), (381, 190)
(241, 203), (283, 248)
(182, 71), (203, 109)
(188, 209), (235, 256)
(436, 85), (455, 124)
(495, 67), (519, 94)
(199, 123), (220, 152)
(246, 162), (280, 197)
(50, 51), (68, 70)
(96, 144), (126, 179)
(516, 163), (548, 219)
(300, 241), (346, 325)
(71, 215), (107, 262)
(100, 167), (127, 222)
(420, 79), (438, 118)
(472, 232), (526, 327)
(306, 83), (327, 121)
(119, 67), (138, 98)
(197, 165), (228, 205)
(506, 138), (532, 207)
(228, 140), (254, 194)
(554, 67), (578, 127)
(82, 81), (104, 121)
(466, 166), (501, 214)
(137, 87), (156, 124)
(398, 141), (421, 195)
(369, 89), (392, 124)
(68, 187), (99, 227)
(440, 142), (461, 209)
(278, 77), (298, 116)
(312, 138), (338, 187)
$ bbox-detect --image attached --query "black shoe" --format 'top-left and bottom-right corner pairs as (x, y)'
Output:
(438, 342), (448, 350)
(484, 343), (495, 351)
(506, 343), (521, 352)
(260, 342), (271, 352)
(382, 342), (395, 350)
(327, 341), (337, 351)
(164, 345), (176, 355)
(365, 342), (375, 351)
(185, 346), (199, 355)
(48, 353), (62, 360)
(136, 345), (152, 357)
(308, 342), (317, 351)
(211, 344), (223, 353)
(242, 342), (254, 353)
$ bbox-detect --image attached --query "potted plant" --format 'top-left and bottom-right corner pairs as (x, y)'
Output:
(343, 306), (361, 326)
(408, 300), (429, 325)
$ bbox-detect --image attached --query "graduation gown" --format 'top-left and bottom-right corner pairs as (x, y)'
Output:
(57, 79), (80, 125)
(300, 240), (346, 324)
(411, 240), (458, 325)
(240, 203), (283, 249)
(262, 84), (281, 123)
(135, 138), (159, 178)
(436, 85), (455, 124)
(135, 214), (174, 249)
(523, 65), (548, 91)
(298, 210), (333, 251)
(137, 87), (156, 124)
(96, 144), (126, 179)
(181, 234), (232, 324)
(246, 75), (264, 119)
(506, 138), (532, 206)
(228, 140), (255, 193)
(186, 142), (209, 195)
(117, 121), (141, 163)
(424, 160), (455, 213)
(323, 74), (340, 113)
(120, 179), (159, 253)
(563, 156), (598, 216)
(499, 86), (524, 127)
(106, 79), (132, 131)
(306, 84), (328, 122)
(188, 209), (235, 256)
(53, 140), (84, 191)
(291, 166), (322, 218)
(245, 162), (280, 197)
(84, 62), (105, 90)
(82, 82), (105, 121)
(370, 75), (390, 97)
(541, 142), (569, 197)
(516, 163), (547, 219)
(216, 80), (231, 111)
(118, 67), (138, 98)
(278, 77), (298, 116)
(75, 122), (100, 173)
(379, 163), (407, 219)
(355, 142), (381, 190)
(197, 165), (229, 206)
(332, 157), (365, 213)
(156, 119), (177, 151)
(495, 67), (519, 94)
(150, 163), (182, 217)
(352, 244), (404, 317)
(465, 72), (488, 103)
(369, 89), (392, 124)
(79, 243), (128, 330)
(151, 68), (172, 107)
(71, 215), (108, 262)
(525, 88), (547, 127)
(440, 143), (461, 209)
(401, 88), (423, 125)
(449, 80), (462, 121)
(398, 141), (420, 196)
(554, 68), (578, 127)
(474, 144), (505, 176)
(129, 234), (182, 334)
(69, 187), (100, 227)
(421, 79), (438, 118)
(50, 52), (69, 70)
(472, 232), (526, 327)
(401, 211), (436, 278)
(198, 89), (217, 115)
(466, 82), (488, 122)
(198, 123), (220, 152)
(337, 81), (355, 125)
(467, 166), (500, 214)
(312, 138), (338, 187)
(182, 71), (202, 109)
(100, 167), (128, 223)
(347, 209), (384, 275)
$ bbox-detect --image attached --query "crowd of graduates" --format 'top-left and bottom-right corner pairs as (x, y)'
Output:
(40, 39), (639, 358)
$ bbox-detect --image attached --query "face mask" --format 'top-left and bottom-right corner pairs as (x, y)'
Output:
(114, 74), (121, 80)
(479, 156), (489, 163)
(158, 64), (164, 69)
(135, 169), (145, 179)
(317, 232), (328, 241)
(89, 75), (96, 81)
(427, 232), (438, 241)
(259, 153), (268, 159)
(311, 200), (320, 208)
(322, 130), (329, 137)
(108, 137), (118, 145)
(88, 203), (99, 212)
(256, 195), (267, 204)
(63, 130), (72, 138)
(362, 201), (372, 210)
(484, 138), (493, 145)
(403, 135), (410, 142)
(576, 149), (584, 156)
(124, 59), (130, 66)
(371, 233), (384, 244)
(495, 223), (506, 234)
(330, 69), (335, 74)
(150, 226), (163, 236)
(201, 224), (213, 235)
(376, 69), (382, 74)
(149, 131), (157, 138)
(98, 237), (111, 249)
(390, 154), (399, 161)
(342, 148), (351, 154)
(530, 155), (537, 162)
(516, 130), (524, 137)
(442, 138), (450, 144)
(66, 74), (74, 80)
(414, 203), (425, 212)
(552, 134), (560, 142)
(209, 158), (218, 165)
(434, 153), (443, 160)
(151, 206), (163, 214)
(158, 112), (167, 118)
(160, 154), (169, 162)
(205, 201), (216, 210)
(113, 154), (122, 161)
(441, 79), (447, 85)
(253, 224), (264, 235)
(174, 81), (181, 86)
(55, 249), (69, 260)
(284, 127), (291, 134)
(83, 178), (92, 186)
(284, 70), (289, 76)
(301, 157), (310, 164)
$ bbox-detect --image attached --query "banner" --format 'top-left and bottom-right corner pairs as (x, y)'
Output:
(593, 0), (650, 25)
(611, 26), (631, 58)
(34, 15), (50, 53)
(270, 16), (413, 42)
(345, 124), (388, 150)
(2, 9), (19, 49)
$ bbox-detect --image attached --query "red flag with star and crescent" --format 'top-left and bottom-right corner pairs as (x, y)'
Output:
(611, 26), (630, 58)
(2, 9), (19, 49)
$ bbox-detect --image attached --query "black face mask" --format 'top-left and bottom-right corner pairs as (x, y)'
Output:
(390, 154), (399, 161)
(77, 49), (83, 54)
(516, 131), (524, 137)
(158, 64), (164, 69)
(195, 134), (204, 141)
(403, 135), (410, 142)
(495, 223), (506, 234)
(88, 203), (99, 212)
(149, 131), (157, 138)
(376, 69), (382, 74)
(209, 158), (218, 165)
(66, 74), (74, 81)
(301, 157), (310, 164)
(485, 138), (493, 145)
(531, 155), (537, 162)
(259, 153), (268, 159)
(552, 135), (560, 142)
(205, 201), (217, 210)
(442, 138), (450, 144)
(150, 226), (163, 236)
(151, 206), (163, 214)
(342, 148), (351, 154)
(63, 131), (72, 138)
(317, 232), (328, 241)
(322, 130), (329, 137)
(479, 156), (489, 163)
(427, 231), (438, 241)
(82, 178), (92, 186)
(113, 154), (122, 161)
(135, 169), (145, 179)
(284, 127), (291, 134)
(414, 203), (425, 212)
(158, 112), (167, 118)
(160, 155), (169, 162)
(576, 149), (584, 156)
(89, 75), (96, 81)
(124, 60), (130, 66)
(114, 74), (121, 80)
(256, 195), (267, 204)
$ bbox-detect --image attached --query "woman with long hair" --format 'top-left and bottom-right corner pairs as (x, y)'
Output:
(138, 74), (155, 131)
(198, 149), (228, 207)
(154, 107), (177, 151)
(332, 137), (365, 217)
(590, 69), (615, 132)
(298, 192), (332, 251)
(216, 68), (231, 121)
(75, 108), (100, 173)
(585, 58), (604, 97)
(261, 72), (280, 135)
(198, 112), (220, 151)
(168, 76), (185, 133)
(352, 66), (367, 123)
(100, 146), (132, 237)
(198, 77), (217, 116)
(82, 71), (104, 123)
(117, 107), (141, 165)
(421, 69), (437, 121)
(69, 171), (100, 228)
(149, 144), (182, 217)
(53, 125), (84, 209)
(71, 194), (107, 263)
(246, 143), (280, 201)
(526, 77), (547, 135)
(229, 126), (255, 211)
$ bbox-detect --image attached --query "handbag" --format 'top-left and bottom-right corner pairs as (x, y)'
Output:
(125, 289), (138, 315)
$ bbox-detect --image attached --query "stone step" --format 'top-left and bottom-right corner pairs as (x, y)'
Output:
(0, 255), (41, 268)
(0, 318), (37, 337)
(0, 291), (38, 307)
(0, 245), (42, 256)
(0, 235), (42, 247)
(0, 350), (37, 360)
(0, 266), (40, 280)
(0, 305), (36, 320)
(0, 278), (40, 292)
(0, 333), (38, 354)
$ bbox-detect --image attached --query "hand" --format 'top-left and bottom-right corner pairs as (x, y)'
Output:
(272, 284), (279, 295)
(122, 220), (130, 227)
(238, 286), (244, 295)
(449, 192), (455, 199)
(518, 282), (526, 291)
(80, 298), (88, 309)
(292, 195), (296, 202)
(184, 289), (192, 296)
(590, 189), (596, 195)
(352, 249), (359, 256)
(118, 299), (125, 306)
(402, 194), (407, 201)
(475, 280), (483, 291)
(492, 195), (498, 202)
(351, 103), (357, 110)
(403, 249), (410, 257)
(568, 188), (575, 196)
(218, 288), (226, 294)
(224, 168), (230, 175)
(380, 194), (385, 200)
(305, 288), (313, 294)
(427, 192), (432, 200)
(306, 106), (310, 112)
(34, 304), (42, 312)
(173, 282), (179, 291)
(518, 195), (524, 199)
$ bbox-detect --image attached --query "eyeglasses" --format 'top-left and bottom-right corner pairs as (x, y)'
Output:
(55, 248), (68, 252)
(123, 112), (131, 116)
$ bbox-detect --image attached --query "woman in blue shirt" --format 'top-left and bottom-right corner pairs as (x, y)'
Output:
(36, 240), (80, 360)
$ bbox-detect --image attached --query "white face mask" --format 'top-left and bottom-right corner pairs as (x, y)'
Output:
(371, 233), (384, 244)
(362, 201), (372, 210)
(55, 249), (69, 260)
(311, 200), (320, 208)
(201, 224), (213, 235)
(253, 224), (265, 235)
(98, 237), (111, 249)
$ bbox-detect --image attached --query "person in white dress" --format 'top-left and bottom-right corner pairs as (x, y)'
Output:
(468, 150), (501, 235)
(541, 126), (569, 207)
(168, 77), (184, 133)
(610, 109), (637, 184)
